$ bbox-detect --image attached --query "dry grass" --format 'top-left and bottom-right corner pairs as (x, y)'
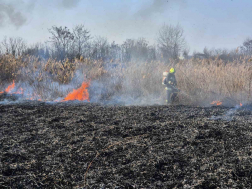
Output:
(0, 55), (28, 84)
(1, 54), (252, 105)
(0, 55), (106, 100)
(175, 57), (252, 105)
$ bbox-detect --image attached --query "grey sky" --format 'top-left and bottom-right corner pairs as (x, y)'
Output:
(0, 0), (251, 53)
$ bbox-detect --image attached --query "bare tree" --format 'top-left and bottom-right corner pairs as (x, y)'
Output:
(15, 37), (27, 56)
(122, 39), (135, 62)
(241, 38), (252, 55)
(109, 41), (121, 61)
(1, 36), (27, 56)
(134, 38), (149, 60)
(183, 48), (190, 59)
(90, 36), (109, 60)
(0, 44), (2, 55)
(157, 24), (186, 60)
(48, 26), (74, 60)
(121, 38), (153, 62)
(72, 24), (91, 59)
(23, 42), (50, 59)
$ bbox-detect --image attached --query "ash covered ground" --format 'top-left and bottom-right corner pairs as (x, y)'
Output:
(0, 99), (252, 188)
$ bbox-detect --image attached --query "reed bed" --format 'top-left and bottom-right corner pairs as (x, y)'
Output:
(1, 54), (252, 105)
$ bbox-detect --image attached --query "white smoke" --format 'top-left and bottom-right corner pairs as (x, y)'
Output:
(210, 105), (242, 121)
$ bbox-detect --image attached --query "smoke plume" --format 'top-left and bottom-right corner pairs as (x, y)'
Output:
(60, 0), (81, 9)
(0, 0), (27, 28)
(134, 0), (185, 19)
(0, 0), (80, 28)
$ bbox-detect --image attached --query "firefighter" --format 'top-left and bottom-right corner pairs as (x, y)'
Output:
(163, 67), (179, 104)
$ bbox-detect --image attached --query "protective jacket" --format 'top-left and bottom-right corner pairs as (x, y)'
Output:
(163, 72), (178, 104)
(163, 73), (177, 88)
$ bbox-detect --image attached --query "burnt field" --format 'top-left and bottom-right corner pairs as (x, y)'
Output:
(0, 101), (252, 188)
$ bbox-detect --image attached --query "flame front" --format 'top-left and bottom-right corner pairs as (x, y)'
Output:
(63, 82), (90, 102)
(0, 80), (16, 94)
(1, 80), (90, 102)
(5, 81), (15, 93)
(211, 101), (222, 106)
(0, 81), (40, 100)
(211, 100), (243, 106)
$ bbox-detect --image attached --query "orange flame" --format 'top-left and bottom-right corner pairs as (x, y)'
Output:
(211, 100), (243, 106)
(13, 87), (24, 94)
(211, 101), (222, 106)
(0, 81), (25, 95)
(0, 80), (15, 94)
(0, 81), (43, 100)
(25, 91), (42, 101)
(5, 81), (15, 93)
(1, 81), (90, 102)
(63, 82), (90, 102)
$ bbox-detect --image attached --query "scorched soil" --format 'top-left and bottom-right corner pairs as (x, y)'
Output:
(0, 101), (252, 188)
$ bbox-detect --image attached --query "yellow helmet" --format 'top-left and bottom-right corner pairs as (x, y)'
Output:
(170, 67), (175, 73)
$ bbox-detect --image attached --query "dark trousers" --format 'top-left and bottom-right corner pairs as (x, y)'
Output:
(165, 87), (178, 104)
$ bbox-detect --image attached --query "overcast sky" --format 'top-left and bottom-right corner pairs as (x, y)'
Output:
(0, 0), (251, 53)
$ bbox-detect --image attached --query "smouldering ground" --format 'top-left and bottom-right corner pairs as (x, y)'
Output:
(0, 101), (252, 188)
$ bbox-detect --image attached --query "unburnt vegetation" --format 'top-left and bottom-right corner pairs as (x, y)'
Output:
(1, 54), (252, 105)
(1, 24), (252, 104)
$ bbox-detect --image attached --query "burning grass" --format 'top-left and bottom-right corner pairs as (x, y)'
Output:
(62, 81), (90, 102)
(1, 54), (252, 105)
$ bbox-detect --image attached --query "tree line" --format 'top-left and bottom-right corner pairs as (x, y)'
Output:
(0, 24), (251, 63)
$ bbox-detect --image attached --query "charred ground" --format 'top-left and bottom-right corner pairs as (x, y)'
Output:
(0, 101), (252, 188)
